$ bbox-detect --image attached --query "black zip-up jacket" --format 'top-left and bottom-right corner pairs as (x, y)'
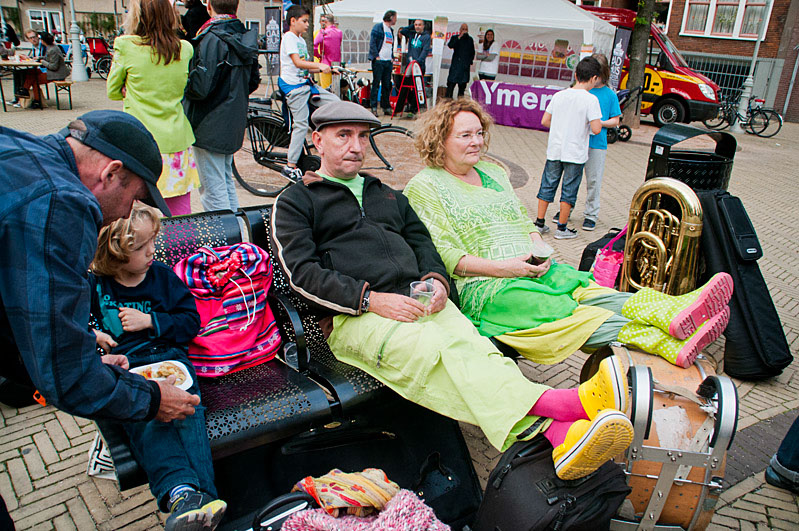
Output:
(183, 18), (260, 154)
(271, 172), (449, 316)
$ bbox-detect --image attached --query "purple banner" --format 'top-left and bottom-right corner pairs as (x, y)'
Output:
(471, 81), (563, 131)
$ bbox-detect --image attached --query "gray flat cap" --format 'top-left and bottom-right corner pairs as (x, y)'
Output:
(311, 101), (382, 129)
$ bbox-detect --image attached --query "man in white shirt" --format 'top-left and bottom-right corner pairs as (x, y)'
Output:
(534, 56), (602, 240)
(278, 4), (339, 182)
(367, 10), (397, 116)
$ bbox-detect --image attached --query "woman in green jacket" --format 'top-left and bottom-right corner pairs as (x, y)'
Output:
(107, 0), (198, 216)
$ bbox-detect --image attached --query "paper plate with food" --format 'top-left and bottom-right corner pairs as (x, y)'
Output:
(130, 360), (193, 391)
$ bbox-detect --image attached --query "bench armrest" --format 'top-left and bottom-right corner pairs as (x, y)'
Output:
(268, 291), (309, 373)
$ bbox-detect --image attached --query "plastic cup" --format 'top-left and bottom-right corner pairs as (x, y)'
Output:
(410, 280), (435, 307)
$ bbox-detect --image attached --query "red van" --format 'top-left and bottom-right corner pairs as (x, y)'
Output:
(582, 6), (721, 126)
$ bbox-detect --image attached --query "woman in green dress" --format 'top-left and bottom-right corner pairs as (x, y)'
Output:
(405, 98), (733, 369)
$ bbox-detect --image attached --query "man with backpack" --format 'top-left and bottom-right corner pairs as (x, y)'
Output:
(184, 0), (261, 212)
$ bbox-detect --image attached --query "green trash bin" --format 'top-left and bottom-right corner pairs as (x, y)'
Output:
(646, 123), (737, 191)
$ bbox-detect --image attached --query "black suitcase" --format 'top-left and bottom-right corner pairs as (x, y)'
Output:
(578, 228), (626, 273)
(471, 436), (630, 531)
(214, 397), (483, 530)
(696, 189), (792, 380)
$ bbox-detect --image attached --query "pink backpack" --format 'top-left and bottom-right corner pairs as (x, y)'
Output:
(174, 243), (282, 377)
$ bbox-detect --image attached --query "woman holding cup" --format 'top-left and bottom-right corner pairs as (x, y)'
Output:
(404, 98), (733, 369)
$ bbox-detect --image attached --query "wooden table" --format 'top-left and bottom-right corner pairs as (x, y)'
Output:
(0, 60), (42, 112)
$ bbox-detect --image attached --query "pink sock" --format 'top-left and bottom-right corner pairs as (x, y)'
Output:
(164, 192), (192, 217)
(544, 420), (573, 448)
(529, 388), (588, 422)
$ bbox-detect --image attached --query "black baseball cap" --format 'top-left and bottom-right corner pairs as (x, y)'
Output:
(61, 110), (171, 217)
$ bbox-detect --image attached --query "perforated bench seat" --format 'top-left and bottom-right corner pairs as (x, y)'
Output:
(241, 205), (395, 414)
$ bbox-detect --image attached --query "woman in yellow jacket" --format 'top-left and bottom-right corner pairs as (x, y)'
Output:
(107, 0), (198, 216)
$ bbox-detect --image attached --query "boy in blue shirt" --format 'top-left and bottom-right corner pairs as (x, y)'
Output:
(581, 54), (621, 231)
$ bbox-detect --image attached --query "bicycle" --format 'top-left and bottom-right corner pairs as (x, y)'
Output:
(703, 95), (783, 138)
(232, 77), (421, 197)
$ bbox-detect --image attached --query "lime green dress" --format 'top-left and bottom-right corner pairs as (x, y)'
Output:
(405, 162), (616, 364)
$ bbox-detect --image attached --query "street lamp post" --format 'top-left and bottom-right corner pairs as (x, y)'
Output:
(68, 0), (89, 82)
(730, 0), (770, 133)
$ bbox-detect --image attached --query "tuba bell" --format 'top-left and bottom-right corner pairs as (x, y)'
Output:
(619, 177), (702, 296)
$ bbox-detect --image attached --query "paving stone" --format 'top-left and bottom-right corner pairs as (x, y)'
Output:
(12, 503), (67, 530)
(65, 497), (96, 530)
(32, 462), (86, 490)
(742, 492), (797, 512)
(44, 419), (70, 452)
(32, 431), (60, 465)
(0, 471), (18, 511)
(117, 514), (160, 531)
(52, 511), (77, 531)
(716, 506), (768, 523)
(769, 518), (799, 530)
(54, 411), (82, 439)
(709, 514), (742, 528)
(20, 444), (47, 481)
(77, 480), (113, 523)
(9, 487), (76, 523)
(97, 501), (159, 531)
(18, 473), (88, 507)
(6, 456), (32, 496)
(765, 506), (799, 521)
(110, 489), (157, 517)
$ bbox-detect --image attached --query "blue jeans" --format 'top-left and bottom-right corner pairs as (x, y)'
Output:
(537, 160), (585, 207)
(121, 346), (216, 512)
(194, 147), (238, 212)
(771, 415), (799, 482)
(371, 59), (393, 111)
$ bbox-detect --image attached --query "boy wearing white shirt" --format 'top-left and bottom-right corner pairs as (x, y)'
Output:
(535, 56), (603, 240)
(279, 4), (339, 182)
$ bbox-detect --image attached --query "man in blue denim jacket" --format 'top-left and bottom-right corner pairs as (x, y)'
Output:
(367, 10), (397, 116)
(0, 111), (201, 422)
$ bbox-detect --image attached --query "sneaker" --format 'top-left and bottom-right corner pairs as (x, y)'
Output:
(164, 491), (227, 531)
(554, 227), (577, 240)
(552, 212), (570, 223)
(12, 102), (21, 108)
(5, 99), (18, 105)
(371, 107), (378, 117)
(281, 166), (304, 183)
(534, 222), (550, 234)
(765, 462), (799, 495)
(552, 410), (634, 480)
(582, 219), (596, 231)
(382, 108), (392, 116)
(30, 100), (42, 110)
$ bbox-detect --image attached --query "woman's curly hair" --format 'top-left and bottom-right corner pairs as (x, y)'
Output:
(414, 98), (494, 168)
(91, 204), (161, 277)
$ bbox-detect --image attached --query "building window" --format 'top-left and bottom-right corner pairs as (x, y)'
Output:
(342, 29), (369, 65)
(740, 0), (765, 36)
(27, 9), (63, 38)
(498, 40), (522, 76)
(680, 0), (770, 39)
(245, 20), (260, 35)
(685, 0), (710, 32)
(711, 0), (738, 35)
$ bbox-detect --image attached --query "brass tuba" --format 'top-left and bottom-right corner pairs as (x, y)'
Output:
(619, 177), (702, 295)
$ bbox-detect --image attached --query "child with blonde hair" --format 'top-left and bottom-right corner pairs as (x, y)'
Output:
(90, 204), (226, 531)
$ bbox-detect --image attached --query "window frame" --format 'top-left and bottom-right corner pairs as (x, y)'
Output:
(710, 0), (739, 36)
(679, 0), (773, 40)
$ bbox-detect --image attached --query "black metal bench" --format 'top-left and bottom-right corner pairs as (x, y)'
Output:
(95, 210), (334, 490)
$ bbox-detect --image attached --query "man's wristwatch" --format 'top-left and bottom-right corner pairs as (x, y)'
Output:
(361, 289), (371, 313)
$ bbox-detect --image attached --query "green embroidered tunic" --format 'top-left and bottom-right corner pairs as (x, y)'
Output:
(405, 162), (598, 340)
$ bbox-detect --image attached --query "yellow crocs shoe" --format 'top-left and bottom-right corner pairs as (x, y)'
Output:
(578, 355), (628, 419)
(552, 410), (634, 480)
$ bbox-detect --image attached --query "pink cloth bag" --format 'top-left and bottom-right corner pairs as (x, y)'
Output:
(174, 243), (282, 377)
(592, 227), (627, 288)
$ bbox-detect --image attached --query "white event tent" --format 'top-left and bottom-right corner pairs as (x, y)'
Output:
(320, 0), (616, 87)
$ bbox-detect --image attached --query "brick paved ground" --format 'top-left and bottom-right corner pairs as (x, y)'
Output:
(1, 77), (797, 530)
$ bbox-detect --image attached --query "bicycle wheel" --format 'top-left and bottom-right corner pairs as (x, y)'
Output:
(95, 56), (112, 80)
(232, 114), (296, 197)
(363, 126), (424, 190)
(749, 109), (783, 138)
(703, 106), (728, 129)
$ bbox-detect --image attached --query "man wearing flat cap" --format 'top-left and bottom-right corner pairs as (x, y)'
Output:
(272, 102), (556, 455)
(0, 111), (200, 432)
